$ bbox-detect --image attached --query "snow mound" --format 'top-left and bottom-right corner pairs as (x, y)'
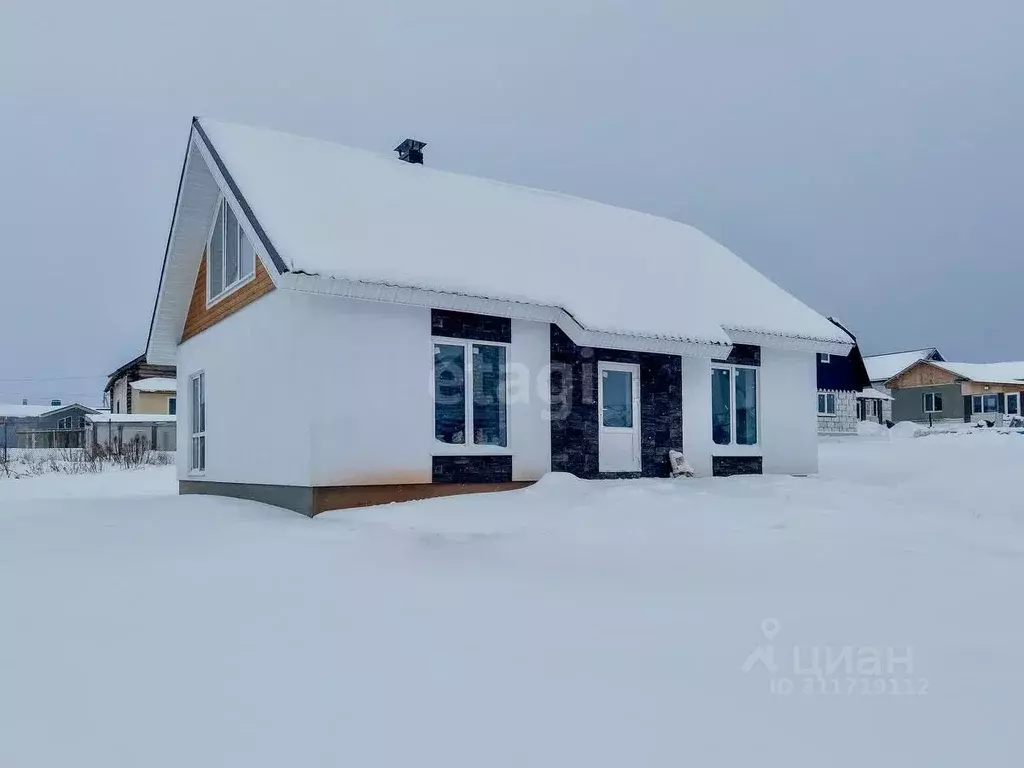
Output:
(889, 421), (922, 439)
(856, 421), (889, 438)
(527, 472), (585, 494)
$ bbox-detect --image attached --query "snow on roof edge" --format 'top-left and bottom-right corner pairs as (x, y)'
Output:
(197, 118), (853, 351)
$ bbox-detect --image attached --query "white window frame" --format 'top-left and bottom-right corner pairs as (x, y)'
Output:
(819, 353), (831, 364)
(189, 371), (206, 474)
(923, 391), (944, 413)
(206, 196), (257, 307)
(432, 337), (511, 454)
(1007, 392), (1020, 416)
(711, 364), (760, 449)
(972, 393), (999, 414)
(817, 392), (837, 416)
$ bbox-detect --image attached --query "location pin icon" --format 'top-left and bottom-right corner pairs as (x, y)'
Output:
(761, 618), (780, 641)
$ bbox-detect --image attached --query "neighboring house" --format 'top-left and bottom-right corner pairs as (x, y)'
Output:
(0, 403), (99, 449)
(885, 360), (1024, 424)
(863, 348), (944, 396)
(104, 354), (176, 414)
(129, 377), (177, 415)
(87, 413), (177, 452)
(815, 318), (877, 434)
(145, 118), (852, 516)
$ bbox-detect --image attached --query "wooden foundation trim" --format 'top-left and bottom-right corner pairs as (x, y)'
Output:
(313, 482), (533, 514)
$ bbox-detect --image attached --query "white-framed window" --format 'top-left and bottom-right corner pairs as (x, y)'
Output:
(433, 339), (508, 447)
(972, 394), (999, 414)
(1007, 393), (1020, 416)
(819, 353), (831, 364)
(189, 372), (206, 473)
(711, 365), (758, 446)
(923, 391), (944, 413)
(207, 197), (256, 304)
(817, 392), (837, 416)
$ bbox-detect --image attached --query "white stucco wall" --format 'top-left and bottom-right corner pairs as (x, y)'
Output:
(177, 287), (820, 485)
(682, 348), (818, 477)
(299, 294), (553, 486)
(178, 291), (554, 488)
(761, 348), (819, 476)
(176, 289), (313, 487)
(680, 356), (713, 477)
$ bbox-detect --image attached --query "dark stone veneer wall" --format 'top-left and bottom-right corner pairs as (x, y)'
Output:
(549, 325), (683, 478)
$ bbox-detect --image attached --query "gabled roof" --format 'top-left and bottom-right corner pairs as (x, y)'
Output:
(883, 358), (1024, 388)
(824, 317), (872, 391)
(104, 354), (176, 394)
(147, 118), (853, 363)
(926, 361), (1024, 386)
(0, 404), (51, 418)
(104, 353), (146, 393)
(0, 403), (97, 419)
(864, 348), (943, 382)
(129, 377), (177, 393)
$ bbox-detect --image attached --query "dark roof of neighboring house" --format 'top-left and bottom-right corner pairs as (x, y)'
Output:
(104, 354), (176, 394)
(823, 317), (872, 391)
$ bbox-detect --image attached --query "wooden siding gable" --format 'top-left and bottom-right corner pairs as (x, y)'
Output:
(181, 250), (275, 343)
(887, 360), (960, 389)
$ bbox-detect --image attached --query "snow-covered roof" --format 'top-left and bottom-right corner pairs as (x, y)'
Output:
(856, 388), (893, 401)
(189, 119), (850, 351)
(927, 361), (1024, 386)
(0, 404), (52, 419)
(0, 403), (96, 419)
(864, 349), (939, 382)
(129, 377), (177, 393)
(85, 413), (177, 424)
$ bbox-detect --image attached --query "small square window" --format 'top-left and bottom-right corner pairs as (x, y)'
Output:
(819, 353), (831, 364)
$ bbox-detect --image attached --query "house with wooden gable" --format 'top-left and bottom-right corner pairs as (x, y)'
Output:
(886, 359), (1024, 425)
(145, 118), (852, 515)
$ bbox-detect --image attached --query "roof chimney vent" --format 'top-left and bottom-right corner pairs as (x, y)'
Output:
(394, 138), (425, 165)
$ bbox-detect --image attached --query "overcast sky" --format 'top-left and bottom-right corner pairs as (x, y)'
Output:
(2, 0), (1021, 405)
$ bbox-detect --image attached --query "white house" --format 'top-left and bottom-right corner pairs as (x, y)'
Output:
(145, 119), (852, 515)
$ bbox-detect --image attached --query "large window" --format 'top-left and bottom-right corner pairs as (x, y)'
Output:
(971, 394), (999, 414)
(712, 366), (758, 446)
(208, 198), (256, 303)
(434, 341), (507, 447)
(818, 392), (837, 416)
(190, 372), (206, 472)
(923, 392), (944, 413)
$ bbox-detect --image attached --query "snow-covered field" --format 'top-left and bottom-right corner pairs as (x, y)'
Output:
(2, 433), (1023, 766)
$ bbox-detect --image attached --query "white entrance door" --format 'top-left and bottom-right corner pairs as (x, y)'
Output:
(598, 361), (641, 473)
(1007, 393), (1020, 418)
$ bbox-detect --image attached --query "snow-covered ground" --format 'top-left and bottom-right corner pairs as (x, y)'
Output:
(2, 433), (1023, 766)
